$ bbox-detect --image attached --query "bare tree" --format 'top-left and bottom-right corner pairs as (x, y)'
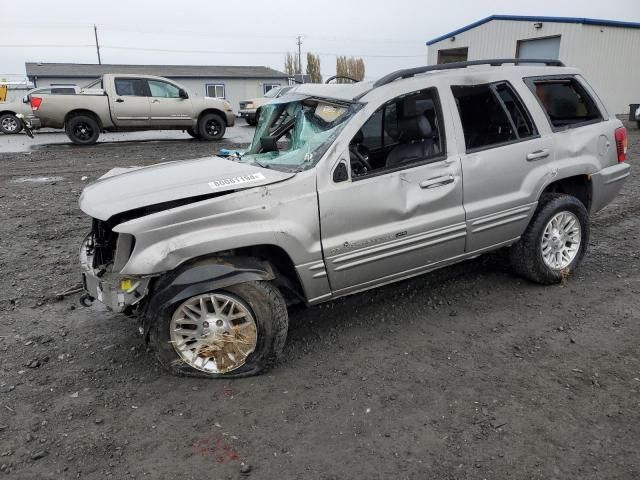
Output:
(335, 56), (365, 82)
(284, 52), (298, 76)
(306, 52), (322, 83)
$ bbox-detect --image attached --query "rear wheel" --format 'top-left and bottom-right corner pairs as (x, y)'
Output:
(198, 113), (226, 141)
(510, 194), (589, 284)
(186, 128), (201, 139)
(149, 281), (288, 378)
(66, 115), (100, 145)
(0, 113), (22, 134)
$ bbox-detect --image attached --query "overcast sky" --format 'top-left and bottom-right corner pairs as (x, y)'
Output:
(1, 0), (638, 82)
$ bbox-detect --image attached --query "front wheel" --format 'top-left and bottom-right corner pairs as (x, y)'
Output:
(0, 113), (23, 134)
(66, 115), (100, 145)
(186, 127), (201, 139)
(510, 194), (589, 284)
(198, 113), (226, 141)
(150, 281), (288, 378)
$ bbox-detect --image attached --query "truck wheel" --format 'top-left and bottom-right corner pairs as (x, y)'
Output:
(0, 113), (22, 134)
(66, 115), (100, 145)
(510, 194), (589, 284)
(149, 281), (288, 378)
(186, 128), (201, 139)
(198, 113), (226, 141)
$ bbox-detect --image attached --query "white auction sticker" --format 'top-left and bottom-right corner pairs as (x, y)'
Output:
(208, 172), (266, 189)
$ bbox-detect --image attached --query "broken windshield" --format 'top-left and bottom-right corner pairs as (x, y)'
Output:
(239, 96), (361, 172)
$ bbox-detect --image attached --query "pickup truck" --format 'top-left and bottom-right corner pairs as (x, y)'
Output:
(30, 74), (235, 145)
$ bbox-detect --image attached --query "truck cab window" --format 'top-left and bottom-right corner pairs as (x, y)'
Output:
(115, 78), (147, 97)
(349, 89), (444, 178)
(148, 80), (181, 98)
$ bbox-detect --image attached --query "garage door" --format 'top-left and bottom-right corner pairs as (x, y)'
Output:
(517, 36), (561, 60)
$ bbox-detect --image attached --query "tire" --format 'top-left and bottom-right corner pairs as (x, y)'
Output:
(198, 113), (226, 141)
(186, 128), (201, 139)
(510, 193), (589, 285)
(0, 113), (23, 135)
(66, 115), (100, 145)
(636, 120), (640, 130)
(149, 281), (288, 378)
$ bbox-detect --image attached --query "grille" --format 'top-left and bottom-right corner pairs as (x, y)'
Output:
(89, 218), (118, 269)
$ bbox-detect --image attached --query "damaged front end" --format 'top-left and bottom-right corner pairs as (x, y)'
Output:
(80, 217), (150, 313)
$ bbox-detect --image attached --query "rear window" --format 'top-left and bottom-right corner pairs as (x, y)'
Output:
(526, 77), (602, 129)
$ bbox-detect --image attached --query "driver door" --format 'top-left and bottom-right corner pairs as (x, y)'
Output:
(317, 87), (467, 294)
(147, 79), (193, 128)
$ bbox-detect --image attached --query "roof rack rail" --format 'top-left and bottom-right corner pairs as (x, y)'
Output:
(373, 58), (565, 88)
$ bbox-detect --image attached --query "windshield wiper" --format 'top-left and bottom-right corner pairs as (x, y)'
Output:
(251, 159), (270, 169)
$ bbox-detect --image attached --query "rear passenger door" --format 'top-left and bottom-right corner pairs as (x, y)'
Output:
(450, 80), (554, 252)
(111, 78), (151, 127)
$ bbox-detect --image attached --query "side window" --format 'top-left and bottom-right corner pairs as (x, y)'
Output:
(527, 77), (602, 129)
(452, 84), (517, 151)
(263, 84), (281, 94)
(349, 88), (444, 178)
(494, 83), (536, 139)
(148, 80), (181, 98)
(114, 78), (147, 97)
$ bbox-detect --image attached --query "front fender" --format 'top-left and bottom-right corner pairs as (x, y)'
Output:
(141, 255), (275, 337)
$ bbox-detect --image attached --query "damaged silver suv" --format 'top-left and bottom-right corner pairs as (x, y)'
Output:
(78, 59), (630, 378)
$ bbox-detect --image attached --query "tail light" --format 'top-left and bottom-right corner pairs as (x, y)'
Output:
(30, 96), (42, 111)
(614, 127), (628, 163)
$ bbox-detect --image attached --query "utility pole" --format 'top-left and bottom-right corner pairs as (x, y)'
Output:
(296, 35), (302, 75)
(93, 24), (102, 65)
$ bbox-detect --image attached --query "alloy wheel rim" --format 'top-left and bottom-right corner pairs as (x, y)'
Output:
(206, 120), (220, 136)
(73, 122), (93, 141)
(2, 117), (18, 132)
(170, 293), (257, 374)
(541, 211), (581, 270)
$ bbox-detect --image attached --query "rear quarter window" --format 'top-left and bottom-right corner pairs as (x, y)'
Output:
(525, 76), (602, 130)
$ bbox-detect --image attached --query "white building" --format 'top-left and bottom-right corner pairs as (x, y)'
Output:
(426, 15), (640, 114)
(25, 63), (290, 112)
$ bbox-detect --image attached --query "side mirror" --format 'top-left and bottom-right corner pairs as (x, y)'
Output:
(178, 88), (189, 99)
(333, 161), (349, 183)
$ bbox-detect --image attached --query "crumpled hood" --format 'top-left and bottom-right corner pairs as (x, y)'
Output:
(79, 156), (295, 220)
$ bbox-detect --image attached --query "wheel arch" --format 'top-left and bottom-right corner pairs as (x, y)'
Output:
(0, 110), (17, 117)
(198, 108), (228, 126)
(64, 109), (103, 130)
(540, 174), (592, 212)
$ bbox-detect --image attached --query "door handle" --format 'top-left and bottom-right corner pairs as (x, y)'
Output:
(151, 99), (160, 103)
(115, 98), (124, 103)
(419, 174), (454, 189)
(527, 149), (550, 161)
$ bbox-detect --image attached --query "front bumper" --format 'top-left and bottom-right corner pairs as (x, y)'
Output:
(224, 111), (235, 127)
(590, 162), (631, 212)
(239, 109), (257, 121)
(80, 237), (150, 313)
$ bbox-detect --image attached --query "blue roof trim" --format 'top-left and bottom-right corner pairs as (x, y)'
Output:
(426, 15), (640, 46)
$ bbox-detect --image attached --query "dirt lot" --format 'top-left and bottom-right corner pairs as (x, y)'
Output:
(0, 126), (638, 480)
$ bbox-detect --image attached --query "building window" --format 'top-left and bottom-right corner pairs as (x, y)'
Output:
(437, 47), (468, 64)
(206, 84), (225, 99)
(263, 84), (281, 94)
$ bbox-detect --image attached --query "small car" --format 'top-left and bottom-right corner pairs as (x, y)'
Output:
(77, 59), (630, 378)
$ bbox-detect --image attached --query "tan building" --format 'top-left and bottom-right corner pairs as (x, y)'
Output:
(426, 15), (640, 114)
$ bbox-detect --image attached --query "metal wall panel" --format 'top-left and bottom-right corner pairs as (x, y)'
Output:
(428, 20), (640, 114)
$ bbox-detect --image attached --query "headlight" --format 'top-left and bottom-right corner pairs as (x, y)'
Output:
(245, 102), (254, 109)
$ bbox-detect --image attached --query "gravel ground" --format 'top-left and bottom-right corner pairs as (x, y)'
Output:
(0, 124), (638, 479)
